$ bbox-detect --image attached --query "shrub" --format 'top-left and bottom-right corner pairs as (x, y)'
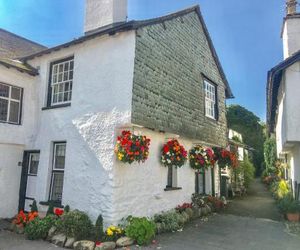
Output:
(94, 214), (104, 242)
(274, 180), (290, 199)
(46, 202), (55, 216)
(191, 193), (206, 208)
(240, 158), (255, 188)
(125, 217), (155, 245)
(153, 211), (181, 232)
(31, 200), (38, 212)
(278, 193), (294, 213)
(25, 215), (57, 240)
(64, 205), (70, 213)
(56, 210), (93, 240)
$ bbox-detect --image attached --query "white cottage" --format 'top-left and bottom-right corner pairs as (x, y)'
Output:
(267, 0), (300, 200)
(0, 0), (233, 224)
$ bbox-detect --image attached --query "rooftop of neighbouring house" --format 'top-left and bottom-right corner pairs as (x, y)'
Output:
(0, 28), (46, 75)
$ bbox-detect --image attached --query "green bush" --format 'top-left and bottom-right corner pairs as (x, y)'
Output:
(64, 205), (70, 213)
(46, 202), (55, 216)
(125, 217), (155, 245)
(94, 214), (104, 242)
(241, 158), (255, 188)
(31, 200), (38, 212)
(278, 193), (294, 213)
(191, 193), (206, 208)
(25, 215), (57, 240)
(153, 211), (182, 233)
(272, 180), (290, 199)
(56, 210), (93, 240)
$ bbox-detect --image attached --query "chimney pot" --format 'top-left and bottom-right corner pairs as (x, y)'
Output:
(286, 0), (298, 15)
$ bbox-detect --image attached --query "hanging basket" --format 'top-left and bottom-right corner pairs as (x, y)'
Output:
(161, 139), (187, 168)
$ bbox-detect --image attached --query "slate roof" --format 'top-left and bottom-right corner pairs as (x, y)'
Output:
(0, 28), (45, 75)
(0, 28), (46, 59)
(20, 5), (233, 98)
(267, 50), (300, 132)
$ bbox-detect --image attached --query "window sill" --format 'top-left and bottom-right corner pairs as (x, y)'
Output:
(39, 201), (64, 208)
(42, 103), (71, 110)
(164, 187), (182, 191)
(205, 115), (218, 123)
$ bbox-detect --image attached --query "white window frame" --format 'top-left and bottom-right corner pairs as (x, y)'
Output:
(204, 80), (216, 120)
(50, 142), (66, 202)
(49, 58), (74, 106)
(28, 153), (40, 176)
(0, 82), (22, 124)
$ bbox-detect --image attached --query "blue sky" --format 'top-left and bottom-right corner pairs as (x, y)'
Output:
(0, 0), (286, 121)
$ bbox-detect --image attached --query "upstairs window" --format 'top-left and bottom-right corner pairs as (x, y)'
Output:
(0, 83), (22, 124)
(48, 57), (74, 106)
(204, 80), (218, 120)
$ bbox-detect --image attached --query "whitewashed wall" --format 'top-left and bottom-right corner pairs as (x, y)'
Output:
(0, 67), (38, 147)
(0, 67), (38, 218)
(112, 127), (218, 224)
(27, 31), (136, 223)
(0, 144), (24, 218)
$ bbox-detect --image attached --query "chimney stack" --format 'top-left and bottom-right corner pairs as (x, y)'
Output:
(84, 0), (127, 35)
(286, 0), (297, 15)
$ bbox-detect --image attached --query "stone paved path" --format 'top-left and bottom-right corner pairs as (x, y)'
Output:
(1, 179), (300, 250)
(137, 179), (300, 250)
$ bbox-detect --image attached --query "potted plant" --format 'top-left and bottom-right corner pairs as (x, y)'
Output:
(285, 200), (300, 222)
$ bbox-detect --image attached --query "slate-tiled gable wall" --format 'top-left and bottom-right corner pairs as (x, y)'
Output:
(131, 12), (228, 147)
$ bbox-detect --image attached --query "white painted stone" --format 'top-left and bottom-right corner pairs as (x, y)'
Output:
(0, 144), (24, 218)
(84, 0), (127, 34)
(282, 17), (300, 59)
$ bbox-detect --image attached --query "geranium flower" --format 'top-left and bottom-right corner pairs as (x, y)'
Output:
(54, 208), (64, 216)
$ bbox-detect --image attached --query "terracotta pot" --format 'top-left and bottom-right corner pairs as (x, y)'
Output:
(286, 213), (300, 222)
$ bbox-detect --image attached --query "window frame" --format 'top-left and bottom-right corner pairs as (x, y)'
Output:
(46, 56), (74, 108)
(164, 166), (182, 191)
(0, 82), (23, 125)
(27, 153), (40, 176)
(49, 142), (66, 203)
(203, 78), (218, 121)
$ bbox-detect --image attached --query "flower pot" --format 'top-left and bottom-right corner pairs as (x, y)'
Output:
(286, 213), (300, 222)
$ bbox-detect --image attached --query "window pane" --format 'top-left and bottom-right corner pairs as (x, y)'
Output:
(11, 87), (21, 100)
(9, 101), (20, 123)
(0, 99), (8, 121)
(59, 64), (64, 73)
(0, 84), (9, 97)
(29, 153), (39, 175)
(55, 144), (66, 169)
(51, 172), (64, 201)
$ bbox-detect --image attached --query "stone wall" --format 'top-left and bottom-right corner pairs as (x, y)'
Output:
(132, 11), (228, 147)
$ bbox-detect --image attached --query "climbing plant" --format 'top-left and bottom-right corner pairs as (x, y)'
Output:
(264, 137), (277, 172)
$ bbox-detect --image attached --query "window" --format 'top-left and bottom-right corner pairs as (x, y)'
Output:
(195, 172), (205, 194)
(50, 142), (66, 202)
(48, 57), (74, 106)
(166, 166), (178, 188)
(0, 83), (22, 124)
(28, 153), (40, 176)
(204, 80), (217, 120)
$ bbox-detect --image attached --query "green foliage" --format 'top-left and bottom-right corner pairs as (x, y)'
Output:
(153, 211), (182, 232)
(94, 214), (104, 242)
(31, 200), (38, 212)
(125, 217), (156, 245)
(271, 180), (290, 200)
(56, 210), (93, 240)
(240, 157), (255, 188)
(231, 135), (241, 143)
(64, 205), (70, 213)
(264, 137), (277, 172)
(46, 202), (55, 216)
(25, 215), (57, 240)
(227, 105), (265, 175)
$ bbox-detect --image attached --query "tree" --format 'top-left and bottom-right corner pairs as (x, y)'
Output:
(227, 105), (265, 175)
(264, 137), (277, 172)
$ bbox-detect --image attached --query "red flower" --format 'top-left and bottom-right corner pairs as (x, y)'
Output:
(95, 241), (102, 246)
(163, 145), (169, 153)
(54, 208), (64, 216)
